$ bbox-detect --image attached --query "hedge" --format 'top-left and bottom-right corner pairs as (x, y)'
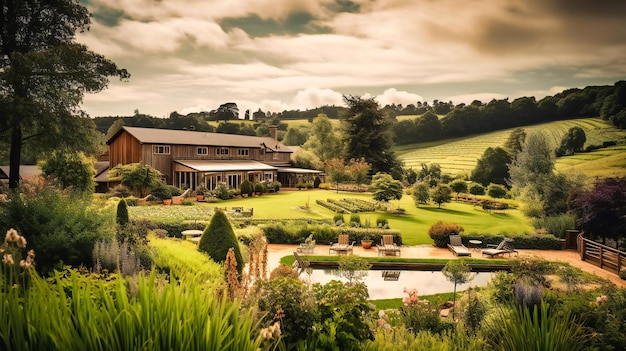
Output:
(262, 222), (402, 246)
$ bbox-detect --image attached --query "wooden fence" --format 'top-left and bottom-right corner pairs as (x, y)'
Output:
(577, 233), (625, 274)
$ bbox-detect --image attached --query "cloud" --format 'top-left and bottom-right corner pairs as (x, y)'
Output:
(293, 88), (344, 108)
(376, 89), (423, 107)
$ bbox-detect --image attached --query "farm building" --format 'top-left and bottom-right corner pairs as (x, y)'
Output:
(104, 126), (321, 191)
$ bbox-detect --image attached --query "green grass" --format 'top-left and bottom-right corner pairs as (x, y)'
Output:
(130, 190), (533, 245)
(396, 117), (626, 177)
(555, 146), (626, 179)
(371, 292), (455, 310)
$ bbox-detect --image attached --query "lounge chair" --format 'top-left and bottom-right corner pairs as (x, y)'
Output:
(292, 251), (310, 275)
(329, 234), (355, 255)
(377, 235), (401, 257)
(447, 235), (471, 257)
(482, 238), (518, 258)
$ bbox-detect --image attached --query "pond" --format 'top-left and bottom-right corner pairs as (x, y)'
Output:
(301, 269), (494, 300)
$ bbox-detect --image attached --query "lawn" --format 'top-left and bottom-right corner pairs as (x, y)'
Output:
(129, 189), (534, 245)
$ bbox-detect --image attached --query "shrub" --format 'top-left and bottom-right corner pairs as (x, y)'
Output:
(198, 209), (243, 278)
(116, 199), (129, 227)
(318, 182), (332, 190)
(249, 277), (318, 345)
(428, 221), (464, 247)
(269, 264), (300, 280)
(531, 214), (577, 239)
(376, 217), (389, 228)
(313, 176), (321, 188)
(108, 184), (132, 198)
(272, 181), (281, 192)
(214, 183), (231, 200)
(487, 183), (507, 198)
(332, 214), (345, 225)
(254, 182), (266, 194)
(240, 179), (253, 196)
(0, 181), (114, 274)
(151, 185), (171, 201)
(349, 213), (361, 227)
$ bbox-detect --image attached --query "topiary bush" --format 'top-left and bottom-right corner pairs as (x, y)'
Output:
(116, 199), (129, 227)
(240, 179), (253, 197)
(198, 209), (243, 277)
(428, 221), (464, 247)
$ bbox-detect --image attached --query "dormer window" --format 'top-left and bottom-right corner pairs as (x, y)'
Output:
(153, 145), (170, 155)
(197, 147), (208, 155)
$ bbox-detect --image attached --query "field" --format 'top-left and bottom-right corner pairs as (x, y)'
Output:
(130, 189), (533, 246)
(396, 117), (626, 177)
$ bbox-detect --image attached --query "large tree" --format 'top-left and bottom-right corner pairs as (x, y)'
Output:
(471, 147), (512, 186)
(341, 95), (402, 176)
(303, 114), (341, 163)
(0, 0), (129, 189)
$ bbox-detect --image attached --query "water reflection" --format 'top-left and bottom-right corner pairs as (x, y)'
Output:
(301, 269), (493, 300)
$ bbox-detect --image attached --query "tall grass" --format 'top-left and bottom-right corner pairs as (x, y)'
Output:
(483, 302), (588, 351)
(0, 270), (263, 351)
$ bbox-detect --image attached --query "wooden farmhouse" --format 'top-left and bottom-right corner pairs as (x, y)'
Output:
(104, 126), (321, 191)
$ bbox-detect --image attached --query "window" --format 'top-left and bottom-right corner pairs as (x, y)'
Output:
(237, 149), (249, 157)
(153, 145), (170, 155)
(216, 148), (229, 155)
(197, 147), (208, 155)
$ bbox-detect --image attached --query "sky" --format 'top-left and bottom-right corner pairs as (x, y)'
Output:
(77, 0), (626, 118)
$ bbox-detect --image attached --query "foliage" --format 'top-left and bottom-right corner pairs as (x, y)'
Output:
(240, 179), (253, 197)
(348, 157), (371, 186)
(509, 130), (555, 189)
(487, 183), (507, 198)
(309, 280), (375, 349)
(568, 177), (626, 245)
(0, 180), (114, 273)
(342, 95), (402, 176)
(449, 179), (468, 197)
(428, 221), (464, 248)
(302, 114), (342, 163)
(400, 288), (454, 335)
(250, 277), (319, 345)
(0, 0), (128, 188)
(39, 151), (96, 192)
(324, 158), (351, 192)
(261, 221), (402, 246)
(442, 259), (474, 318)
(458, 289), (488, 335)
(504, 127), (527, 156)
(349, 213), (362, 227)
(556, 126), (586, 156)
(116, 199), (130, 227)
(369, 172), (403, 202)
(469, 183), (485, 196)
(336, 255), (371, 284)
(198, 209), (243, 278)
(109, 163), (162, 197)
(0, 270), (263, 351)
(214, 183), (232, 200)
(254, 182), (266, 194)
(483, 302), (588, 351)
(430, 184), (452, 208)
(471, 147), (512, 186)
(531, 214), (577, 239)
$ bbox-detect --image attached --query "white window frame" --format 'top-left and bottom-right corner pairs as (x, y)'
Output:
(153, 145), (170, 155)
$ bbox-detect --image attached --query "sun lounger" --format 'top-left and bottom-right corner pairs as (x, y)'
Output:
(329, 234), (354, 255)
(447, 235), (471, 257)
(482, 238), (518, 258)
(377, 235), (401, 256)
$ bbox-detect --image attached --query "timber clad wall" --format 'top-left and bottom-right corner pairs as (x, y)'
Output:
(109, 131), (142, 167)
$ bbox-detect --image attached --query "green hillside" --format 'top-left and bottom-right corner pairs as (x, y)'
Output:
(396, 117), (626, 177)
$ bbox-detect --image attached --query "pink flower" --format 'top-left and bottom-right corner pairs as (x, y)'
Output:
(377, 319), (385, 326)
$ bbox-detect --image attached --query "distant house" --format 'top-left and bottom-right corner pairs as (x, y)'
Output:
(105, 126), (321, 191)
(0, 165), (41, 183)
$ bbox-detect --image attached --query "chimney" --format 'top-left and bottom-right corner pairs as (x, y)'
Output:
(269, 125), (277, 141)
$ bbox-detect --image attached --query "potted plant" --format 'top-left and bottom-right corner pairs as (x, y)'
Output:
(151, 185), (172, 205)
(196, 185), (207, 201)
(360, 234), (373, 249)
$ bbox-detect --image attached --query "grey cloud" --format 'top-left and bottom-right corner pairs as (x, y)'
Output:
(325, 0), (361, 13)
(219, 11), (332, 38)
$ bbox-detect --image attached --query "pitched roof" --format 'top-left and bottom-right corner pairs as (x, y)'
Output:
(109, 126), (289, 152)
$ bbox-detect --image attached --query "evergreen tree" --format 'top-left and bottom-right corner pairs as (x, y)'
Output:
(198, 209), (243, 278)
(341, 95), (402, 176)
(471, 147), (512, 186)
(116, 199), (129, 227)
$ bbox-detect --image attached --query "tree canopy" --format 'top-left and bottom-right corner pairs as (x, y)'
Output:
(40, 150), (96, 192)
(1, 0), (129, 189)
(341, 95), (402, 176)
(369, 172), (403, 202)
(471, 147), (512, 186)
